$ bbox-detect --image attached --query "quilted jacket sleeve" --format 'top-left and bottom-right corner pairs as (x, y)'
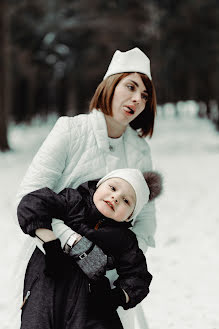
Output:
(15, 117), (73, 223)
(85, 227), (152, 309)
(17, 188), (64, 236)
(131, 141), (156, 252)
(113, 230), (152, 309)
(17, 187), (96, 239)
(15, 117), (82, 246)
(131, 200), (156, 252)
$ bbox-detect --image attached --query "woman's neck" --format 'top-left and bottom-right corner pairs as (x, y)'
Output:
(104, 115), (127, 138)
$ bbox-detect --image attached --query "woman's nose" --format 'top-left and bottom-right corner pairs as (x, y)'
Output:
(132, 91), (141, 103)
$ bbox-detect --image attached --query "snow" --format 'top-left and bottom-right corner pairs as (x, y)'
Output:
(0, 104), (219, 329)
(144, 103), (219, 329)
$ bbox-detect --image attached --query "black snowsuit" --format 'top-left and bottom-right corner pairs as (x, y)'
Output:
(18, 180), (152, 329)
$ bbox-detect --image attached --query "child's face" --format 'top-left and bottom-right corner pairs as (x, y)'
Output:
(93, 177), (136, 222)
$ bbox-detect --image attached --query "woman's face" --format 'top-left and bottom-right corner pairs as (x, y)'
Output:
(111, 73), (148, 128)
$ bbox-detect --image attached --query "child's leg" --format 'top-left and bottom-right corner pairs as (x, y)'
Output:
(85, 306), (124, 329)
(21, 247), (90, 329)
(54, 265), (89, 329)
(21, 247), (55, 329)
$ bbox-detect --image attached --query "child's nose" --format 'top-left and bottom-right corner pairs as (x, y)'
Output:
(112, 195), (118, 203)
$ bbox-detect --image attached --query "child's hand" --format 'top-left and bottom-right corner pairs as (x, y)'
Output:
(43, 239), (73, 279)
(89, 277), (126, 315)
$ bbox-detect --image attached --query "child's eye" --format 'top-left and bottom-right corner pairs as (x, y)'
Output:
(109, 185), (116, 191)
(123, 198), (129, 205)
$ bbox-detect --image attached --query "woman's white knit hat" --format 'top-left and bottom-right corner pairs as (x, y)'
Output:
(103, 47), (152, 81)
(96, 168), (150, 221)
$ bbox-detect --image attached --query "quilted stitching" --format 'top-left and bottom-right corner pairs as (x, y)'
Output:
(16, 110), (156, 250)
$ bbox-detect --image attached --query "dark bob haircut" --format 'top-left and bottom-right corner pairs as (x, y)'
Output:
(89, 72), (157, 138)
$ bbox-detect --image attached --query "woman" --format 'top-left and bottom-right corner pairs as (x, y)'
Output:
(16, 47), (157, 329)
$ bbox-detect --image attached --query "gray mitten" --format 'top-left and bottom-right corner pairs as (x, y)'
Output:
(69, 236), (107, 280)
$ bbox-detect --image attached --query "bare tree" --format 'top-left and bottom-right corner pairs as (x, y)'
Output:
(0, 1), (10, 151)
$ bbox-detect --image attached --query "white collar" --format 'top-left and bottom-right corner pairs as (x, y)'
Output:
(89, 109), (146, 153)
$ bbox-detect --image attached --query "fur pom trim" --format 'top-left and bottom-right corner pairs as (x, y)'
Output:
(143, 171), (163, 201)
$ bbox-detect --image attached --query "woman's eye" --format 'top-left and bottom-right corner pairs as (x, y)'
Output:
(127, 84), (134, 91)
(110, 185), (116, 191)
(142, 94), (148, 101)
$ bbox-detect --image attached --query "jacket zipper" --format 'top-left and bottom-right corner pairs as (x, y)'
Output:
(20, 276), (39, 310)
(20, 291), (30, 310)
(94, 219), (105, 230)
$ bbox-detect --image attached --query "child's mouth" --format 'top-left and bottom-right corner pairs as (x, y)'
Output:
(104, 200), (114, 211)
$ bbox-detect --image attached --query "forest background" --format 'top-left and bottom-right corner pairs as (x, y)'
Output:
(0, 0), (219, 151)
(1, 2), (219, 329)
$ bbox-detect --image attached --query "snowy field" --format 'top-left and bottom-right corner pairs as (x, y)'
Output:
(0, 103), (219, 329)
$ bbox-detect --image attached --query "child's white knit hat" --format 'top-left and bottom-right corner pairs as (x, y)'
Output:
(96, 168), (150, 221)
(103, 47), (152, 81)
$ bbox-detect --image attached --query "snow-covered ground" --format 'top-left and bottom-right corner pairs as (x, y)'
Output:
(144, 103), (219, 329)
(0, 103), (219, 329)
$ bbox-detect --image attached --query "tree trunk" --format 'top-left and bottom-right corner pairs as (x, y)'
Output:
(0, 1), (10, 151)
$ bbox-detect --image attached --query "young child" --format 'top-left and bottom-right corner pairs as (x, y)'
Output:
(18, 168), (162, 329)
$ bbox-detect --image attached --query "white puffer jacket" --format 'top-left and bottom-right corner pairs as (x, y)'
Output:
(15, 109), (156, 329)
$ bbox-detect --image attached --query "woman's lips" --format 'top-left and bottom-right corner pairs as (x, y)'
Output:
(104, 200), (114, 211)
(123, 106), (136, 115)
